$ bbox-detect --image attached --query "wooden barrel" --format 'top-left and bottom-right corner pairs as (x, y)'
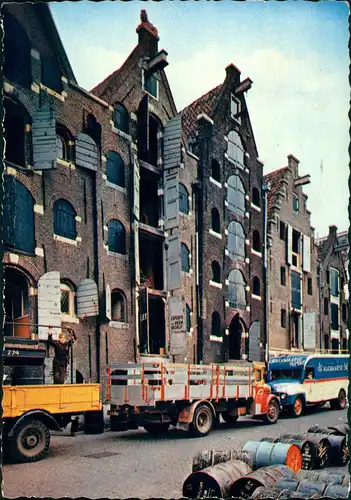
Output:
(327, 434), (348, 466)
(323, 483), (350, 498)
(260, 436), (314, 470)
(242, 441), (302, 472)
(229, 464), (294, 499)
(192, 448), (254, 473)
(182, 459), (252, 499)
(295, 470), (347, 485)
(279, 433), (330, 469)
(308, 423), (349, 436)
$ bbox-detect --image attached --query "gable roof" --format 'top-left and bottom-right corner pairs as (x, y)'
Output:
(264, 167), (288, 215)
(181, 84), (223, 138)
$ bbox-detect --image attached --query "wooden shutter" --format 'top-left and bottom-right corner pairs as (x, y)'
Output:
(137, 94), (149, 160)
(169, 296), (186, 355)
(133, 154), (140, 220)
(164, 170), (179, 230)
(302, 235), (311, 273)
(32, 107), (56, 170)
(248, 321), (261, 362)
(166, 234), (181, 291)
(164, 115), (182, 170)
(303, 312), (316, 349)
(77, 279), (99, 318)
(286, 224), (293, 265)
(76, 133), (98, 171)
(105, 284), (111, 320)
(38, 271), (61, 340)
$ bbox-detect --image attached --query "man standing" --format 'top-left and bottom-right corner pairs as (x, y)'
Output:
(48, 327), (77, 384)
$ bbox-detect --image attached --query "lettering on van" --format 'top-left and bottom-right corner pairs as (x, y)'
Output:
(270, 357), (306, 368)
(317, 362), (348, 373)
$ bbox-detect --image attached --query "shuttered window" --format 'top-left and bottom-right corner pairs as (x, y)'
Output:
(3, 176), (35, 253)
(53, 199), (77, 240)
(227, 175), (245, 216)
(227, 269), (246, 310)
(181, 243), (190, 273)
(111, 290), (126, 321)
(108, 220), (126, 254)
(106, 151), (125, 187)
(179, 183), (189, 214)
(113, 103), (129, 134)
(227, 221), (245, 261)
(291, 271), (301, 309)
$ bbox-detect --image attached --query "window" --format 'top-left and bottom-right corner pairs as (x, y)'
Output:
(253, 277), (260, 296)
(211, 261), (221, 283)
(211, 159), (220, 182)
(293, 193), (299, 213)
(342, 338), (348, 352)
(307, 277), (313, 295)
(4, 97), (31, 168)
(144, 71), (158, 99)
(181, 243), (190, 273)
(56, 125), (72, 162)
(324, 335), (329, 351)
(292, 230), (300, 267)
(227, 131), (244, 169)
(252, 187), (260, 207)
(280, 221), (286, 241)
(231, 95), (241, 121)
(3, 176), (35, 253)
(108, 220), (126, 254)
(281, 309), (287, 328)
(252, 230), (261, 253)
(54, 199), (77, 240)
(4, 268), (30, 337)
(331, 304), (339, 330)
(330, 268), (339, 297)
(291, 271), (301, 310)
(331, 339), (339, 353)
(211, 208), (220, 233)
(60, 282), (75, 317)
(179, 183), (190, 214)
(342, 303), (347, 322)
(106, 151), (125, 188)
(3, 12), (32, 88)
(281, 267), (286, 286)
(111, 290), (126, 322)
(326, 270), (330, 284)
(186, 304), (191, 332)
(227, 221), (245, 262)
(324, 297), (329, 315)
(211, 311), (221, 337)
(113, 103), (129, 134)
(227, 175), (245, 216)
(41, 55), (62, 94)
(227, 269), (246, 310)
(148, 114), (161, 167)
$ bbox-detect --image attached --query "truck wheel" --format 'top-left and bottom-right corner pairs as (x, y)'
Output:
(330, 390), (347, 410)
(143, 423), (170, 436)
(291, 396), (303, 418)
(262, 399), (279, 425)
(10, 420), (50, 463)
(221, 412), (239, 424)
(190, 404), (214, 437)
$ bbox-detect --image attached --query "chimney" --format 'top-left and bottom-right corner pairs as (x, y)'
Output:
(225, 63), (241, 88)
(287, 154), (300, 179)
(136, 10), (159, 58)
(329, 225), (338, 236)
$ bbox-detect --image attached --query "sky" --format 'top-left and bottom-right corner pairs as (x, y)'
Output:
(50, 0), (350, 238)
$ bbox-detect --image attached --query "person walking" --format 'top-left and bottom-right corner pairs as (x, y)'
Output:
(48, 327), (77, 384)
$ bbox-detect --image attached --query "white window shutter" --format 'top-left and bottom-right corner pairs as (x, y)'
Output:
(32, 107), (57, 170)
(164, 170), (179, 230)
(286, 224), (293, 265)
(38, 271), (61, 339)
(133, 154), (140, 221)
(106, 284), (111, 320)
(166, 233), (181, 291)
(302, 235), (311, 273)
(75, 133), (98, 171)
(76, 279), (99, 318)
(169, 296), (186, 355)
(163, 114), (182, 170)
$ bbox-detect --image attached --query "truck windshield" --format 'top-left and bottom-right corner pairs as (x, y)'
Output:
(270, 369), (302, 381)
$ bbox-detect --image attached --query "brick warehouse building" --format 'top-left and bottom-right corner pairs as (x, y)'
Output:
(2, 4), (267, 383)
(264, 155), (320, 356)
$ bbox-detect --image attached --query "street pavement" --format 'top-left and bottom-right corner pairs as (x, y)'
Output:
(3, 406), (349, 499)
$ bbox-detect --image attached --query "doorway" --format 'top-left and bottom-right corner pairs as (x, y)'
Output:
(4, 267), (30, 337)
(228, 313), (244, 360)
(291, 312), (300, 348)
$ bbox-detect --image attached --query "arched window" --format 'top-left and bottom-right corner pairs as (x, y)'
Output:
(227, 131), (244, 169)
(181, 243), (190, 273)
(227, 221), (245, 262)
(106, 151), (125, 187)
(111, 290), (126, 322)
(211, 312), (221, 337)
(211, 261), (221, 283)
(60, 282), (75, 317)
(211, 159), (220, 182)
(4, 97), (31, 168)
(227, 269), (246, 310)
(3, 176), (35, 253)
(186, 304), (191, 332)
(56, 125), (73, 162)
(227, 175), (245, 216)
(113, 103), (129, 134)
(108, 220), (126, 254)
(54, 199), (77, 240)
(253, 230), (261, 252)
(252, 187), (260, 207)
(179, 183), (190, 214)
(211, 208), (220, 233)
(253, 277), (260, 296)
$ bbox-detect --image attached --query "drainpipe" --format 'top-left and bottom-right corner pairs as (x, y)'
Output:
(318, 263), (324, 352)
(262, 182), (270, 364)
(92, 171), (101, 382)
(193, 180), (203, 364)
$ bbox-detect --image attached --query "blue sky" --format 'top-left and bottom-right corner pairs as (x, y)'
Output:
(50, 1), (350, 237)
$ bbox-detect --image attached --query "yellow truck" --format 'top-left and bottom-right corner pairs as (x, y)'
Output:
(2, 383), (103, 463)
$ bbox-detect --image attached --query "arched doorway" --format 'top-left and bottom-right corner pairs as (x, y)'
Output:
(4, 267), (30, 337)
(76, 370), (84, 384)
(228, 313), (245, 360)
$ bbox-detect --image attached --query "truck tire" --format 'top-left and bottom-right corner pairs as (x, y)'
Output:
(190, 404), (214, 438)
(84, 410), (105, 435)
(9, 419), (50, 463)
(262, 398), (279, 425)
(221, 412), (239, 424)
(330, 389), (347, 410)
(143, 423), (170, 436)
(290, 396), (304, 418)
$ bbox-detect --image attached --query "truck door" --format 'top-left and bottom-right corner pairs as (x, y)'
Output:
(304, 367), (318, 402)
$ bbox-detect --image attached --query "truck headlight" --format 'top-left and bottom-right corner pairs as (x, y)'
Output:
(280, 394), (287, 400)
